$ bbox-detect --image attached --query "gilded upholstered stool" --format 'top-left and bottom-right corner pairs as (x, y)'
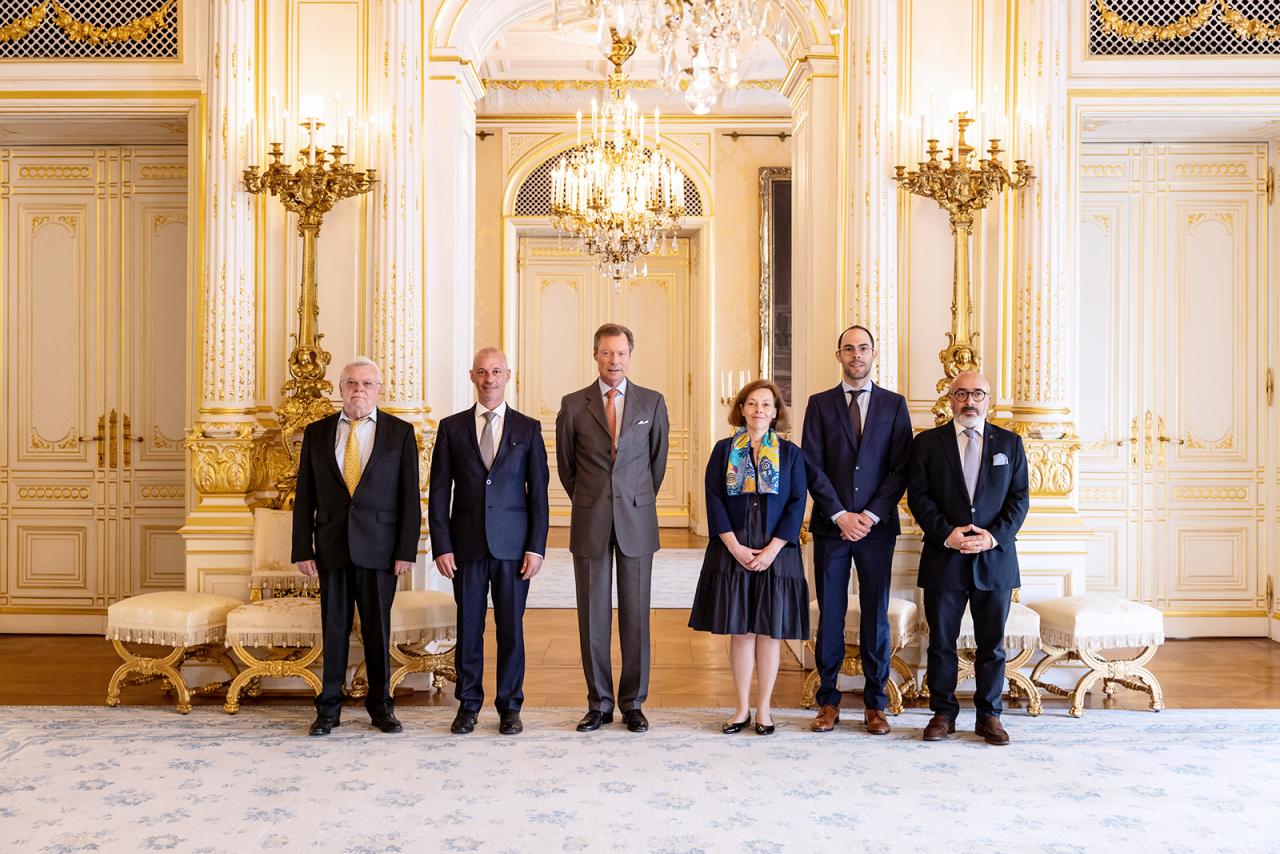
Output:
(105, 591), (244, 714)
(801, 597), (920, 714)
(221, 508), (324, 714)
(1028, 595), (1166, 717)
(352, 590), (459, 696)
(952, 600), (1043, 716)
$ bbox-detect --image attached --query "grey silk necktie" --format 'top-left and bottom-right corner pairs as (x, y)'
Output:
(480, 410), (497, 470)
(962, 427), (980, 500)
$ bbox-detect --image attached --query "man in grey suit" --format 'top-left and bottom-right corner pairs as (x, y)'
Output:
(556, 323), (670, 733)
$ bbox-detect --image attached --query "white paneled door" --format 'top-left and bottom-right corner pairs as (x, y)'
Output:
(1078, 142), (1271, 635)
(518, 237), (691, 527)
(1, 146), (189, 633)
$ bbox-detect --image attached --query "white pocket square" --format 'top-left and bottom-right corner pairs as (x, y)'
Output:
(636, 419), (650, 425)
(993, 453), (1009, 466)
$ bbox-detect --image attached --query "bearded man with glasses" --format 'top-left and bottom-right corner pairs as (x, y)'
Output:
(906, 370), (1029, 746)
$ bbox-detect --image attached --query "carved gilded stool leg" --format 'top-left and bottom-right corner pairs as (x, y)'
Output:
(106, 641), (195, 714)
(223, 644), (323, 714)
(389, 642), (458, 695)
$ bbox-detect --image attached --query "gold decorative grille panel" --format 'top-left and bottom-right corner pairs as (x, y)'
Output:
(0, 0), (178, 60)
(1089, 0), (1280, 56)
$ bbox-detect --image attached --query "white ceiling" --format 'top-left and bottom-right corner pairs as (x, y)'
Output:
(1081, 114), (1280, 143)
(0, 115), (188, 145)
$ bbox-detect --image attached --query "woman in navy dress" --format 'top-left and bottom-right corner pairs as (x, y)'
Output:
(689, 379), (809, 734)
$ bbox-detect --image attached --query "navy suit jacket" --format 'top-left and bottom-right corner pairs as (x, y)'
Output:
(428, 405), (550, 563)
(906, 420), (1030, 591)
(291, 410), (422, 570)
(705, 436), (807, 545)
(802, 383), (912, 540)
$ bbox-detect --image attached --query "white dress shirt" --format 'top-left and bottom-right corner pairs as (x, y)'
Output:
(598, 377), (628, 443)
(335, 408), (377, 471)
(475, 400), (508, 449)
(832, 380), (879, 525)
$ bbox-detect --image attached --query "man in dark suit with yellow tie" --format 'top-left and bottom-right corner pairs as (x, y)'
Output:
(292, 356), (422, 736)
(907, 370), (1029, 746)
(429, 348), (549, 735)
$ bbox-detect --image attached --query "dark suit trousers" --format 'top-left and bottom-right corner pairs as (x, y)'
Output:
(924, 587), (1012, 720)
(573, 527), (653, 712)
(813, 534), (896, 710)
(452, 557), (529, 714)
(316, 565), (398, 718)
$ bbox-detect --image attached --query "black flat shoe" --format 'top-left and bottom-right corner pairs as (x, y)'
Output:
(371, 713), (403, 734)
(451, 710), (478, 734)
(721, 713), (752, 734)
(754, 722), (776, 735)
(308, 715), (339, 736)
(576, 709), (613, 732)
(623, 709), (649, 733)
(499, 711), (523, 735)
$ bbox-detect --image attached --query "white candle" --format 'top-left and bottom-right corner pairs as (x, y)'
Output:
(308, 118), (316, 163)
(345, 114), (354, 153)
(271, 91), (279, 134)
(282, 109), (291, 156)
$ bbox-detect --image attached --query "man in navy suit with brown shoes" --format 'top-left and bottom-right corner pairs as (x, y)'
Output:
(803, 325), (913, 735)
(430, 348), (549, 736)
(907, 370), (1029, 746)
(293, 356), (422, 737)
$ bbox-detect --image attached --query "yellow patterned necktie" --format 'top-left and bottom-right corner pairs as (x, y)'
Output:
(343, 417), (366, 495)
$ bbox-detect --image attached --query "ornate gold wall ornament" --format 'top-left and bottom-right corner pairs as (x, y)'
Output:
(1094, 0), (1217, 43)
(50, 0), (175, 44)
(1080, 163), (1123, 177)
(139, 485), (184, 500)
(185, 423), (269, 496)
(1006, 423), (1083, 498)
(0, 0), (47, 42)
(1183, 429), (1235, 450)
(1176, 162), (1249, 178)
(139, 164), (187, 180)
(482, 78), (784, 93)
(1220, 1), (1280, 41)
(17, 486), (90, 500)
(17, 165), (90, 179)
(893, 113), (1033, 424)
(1171, 486), (1248, 501)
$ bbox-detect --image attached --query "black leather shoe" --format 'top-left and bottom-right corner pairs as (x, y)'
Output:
(721, 713), (752, 734)
(499, 711), (523, 735)
(451, 710), (478, 734)
(370, 712), (403, 734)
(754, 721), (776, 736)
(576, 709), (613, 732)
(308, 715), (339, 736)
(623, 709), (649, 733)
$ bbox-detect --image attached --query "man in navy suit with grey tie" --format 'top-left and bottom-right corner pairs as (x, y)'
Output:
(907, 370), (1029, 746)
(430, 348), (549, 736)
(803, 325), (913, 735)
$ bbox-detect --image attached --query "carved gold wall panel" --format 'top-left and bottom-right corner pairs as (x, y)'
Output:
(1, 146), (188, 629)
(1078, 142), (1268, 620)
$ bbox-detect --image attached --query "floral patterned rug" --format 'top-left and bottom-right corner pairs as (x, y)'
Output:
(1, 706), (1276, 852)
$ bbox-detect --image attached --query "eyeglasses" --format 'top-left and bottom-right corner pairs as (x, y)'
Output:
(341, 380), (381, 390)
(838, 344), (873, 357)
(949, 389), (988, 402)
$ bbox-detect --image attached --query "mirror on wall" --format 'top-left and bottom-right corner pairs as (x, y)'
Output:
(758, 167), (792, 405)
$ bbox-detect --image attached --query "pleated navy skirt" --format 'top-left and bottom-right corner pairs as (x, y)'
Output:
(688, 493), (809, 640)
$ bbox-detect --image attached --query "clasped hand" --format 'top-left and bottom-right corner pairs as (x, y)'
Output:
(731, 543), (780, 572)
(835, 511), (875, 542)
(944, 526), (993, 553)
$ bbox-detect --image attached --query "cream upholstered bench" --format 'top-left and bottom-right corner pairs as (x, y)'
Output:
(801, 597), (920, 714)
(352, 590), (459, 696)
(222, 509), (324, 713)
(1028, 595), (1166, 717)
(105, 591), (244, 714)
(952, 599), (1043, 716)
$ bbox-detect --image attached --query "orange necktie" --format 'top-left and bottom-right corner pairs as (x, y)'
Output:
(606, 388), (619, 460)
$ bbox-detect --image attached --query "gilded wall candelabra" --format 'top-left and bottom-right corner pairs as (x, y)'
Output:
(894, 112), (1033, 424)
(243, 118), (377, 506)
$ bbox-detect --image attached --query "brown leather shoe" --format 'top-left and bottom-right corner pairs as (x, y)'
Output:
(811, 704), (840, 732)
(864, 709), (891, 735)
(975, 715), (1010, 746)
(922, 713), (956, 742)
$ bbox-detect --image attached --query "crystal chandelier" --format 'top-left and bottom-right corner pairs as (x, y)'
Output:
(550, 32), (686, 287)
(558, 1), (847, 114)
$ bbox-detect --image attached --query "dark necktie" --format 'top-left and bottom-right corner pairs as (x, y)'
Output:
(848, 388), (867, 448)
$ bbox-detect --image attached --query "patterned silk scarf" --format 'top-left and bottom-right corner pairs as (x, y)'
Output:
(725, 427), (781, 495)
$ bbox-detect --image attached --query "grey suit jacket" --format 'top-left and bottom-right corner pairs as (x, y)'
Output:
(555, 380), (670, 559)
